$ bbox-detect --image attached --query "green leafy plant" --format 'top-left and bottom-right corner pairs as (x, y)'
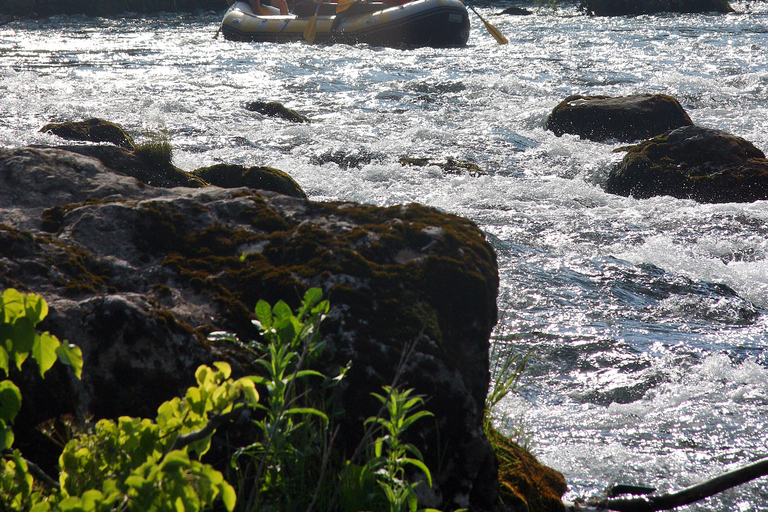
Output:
(363, 386), (435, 512)
(51, 361), (257, 512)
(209, 288), (343, 512)
(1, 289), (83, 510)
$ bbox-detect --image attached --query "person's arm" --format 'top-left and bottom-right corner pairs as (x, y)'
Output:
(249, 0), (263, 13)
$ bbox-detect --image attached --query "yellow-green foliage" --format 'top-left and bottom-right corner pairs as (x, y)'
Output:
(2, 289), (444, 512)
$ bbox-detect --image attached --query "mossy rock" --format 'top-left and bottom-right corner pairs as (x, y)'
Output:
(487, 427), (567, 512)
(244, 101), (310, 123)
(546, 94), (693, 142)
(605, 126), (768, 203)
(400, 156), (487, 177)
(192, 163), (308, 199)
(40, 118), (136, 150)
(579, 0), (734, 15)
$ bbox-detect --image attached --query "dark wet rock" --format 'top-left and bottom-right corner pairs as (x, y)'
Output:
(546, 94), (693, 142)
(0, 144), (564, 511)
(579, 0), (734, 15)
(605, 126), (768, 203)
(400, 156), (488, 177)
(498, 6), (533, 15)
(192, 163), (308, 199)
(244, 101), (310, 123)
(40, 118), (136, 150)
(310, 149), (385, 169)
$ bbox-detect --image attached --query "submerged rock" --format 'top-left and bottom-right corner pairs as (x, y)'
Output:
(605, 126), (768, 203)
(400, 156), (488, 177)
(579, 0), (734, 15)
(0, 144), (564, 511)
(244, 100), (310, 123)
(192, 163), (308, 199)
(546, 94), (693, 142)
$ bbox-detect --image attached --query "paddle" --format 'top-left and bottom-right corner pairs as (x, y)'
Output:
(335, 0), (355, 12)
(303, 2), (321, 43)
(465, 2), (508, 45)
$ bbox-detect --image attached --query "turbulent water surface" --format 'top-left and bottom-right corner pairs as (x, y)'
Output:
(2, 2), (767, 509)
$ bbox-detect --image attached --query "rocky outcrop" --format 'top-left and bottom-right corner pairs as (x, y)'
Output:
(579, 0), (734, 15)
(605, 126), (768, 203)
(0, 143), (565, 511)
(546, 94), (693, 142)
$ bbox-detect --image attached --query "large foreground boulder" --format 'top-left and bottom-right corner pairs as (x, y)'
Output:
(605, 126), (768, 203)
(546, 94), (693, 142)
(0, 145), (564, 511)
(579, 0), (734, 15)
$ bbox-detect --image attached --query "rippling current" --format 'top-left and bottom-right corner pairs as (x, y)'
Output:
(2, 1), (767, 509)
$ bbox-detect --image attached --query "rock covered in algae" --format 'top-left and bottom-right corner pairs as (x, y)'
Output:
(41, 118), (136, 149)
(605, 125), (768, 203)
(192, 163), (308, 199)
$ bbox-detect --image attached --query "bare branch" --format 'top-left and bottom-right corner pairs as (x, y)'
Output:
(564, 456), (768, 512)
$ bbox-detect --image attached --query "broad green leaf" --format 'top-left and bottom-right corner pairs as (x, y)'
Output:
(11, 317), (35, 355)
(32, 332), (60, 378)
(55, 342), (83, 379)
(220, 481), (237, 512)
(23, 293), (48, 326)
(254, 300), (272, 330)
(2, 289), (25, 322)
(0, 380), (21, 424)
(213, 361), (231, 380)
(0, 419), (14, 450)
(272, 300), (292, 323)
(161, 450), (191, 470)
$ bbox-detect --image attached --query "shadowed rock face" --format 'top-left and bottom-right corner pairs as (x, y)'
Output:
(546, 94), (693, 142)
(0, 145), (543, 511)
(605, 126), (768, 203)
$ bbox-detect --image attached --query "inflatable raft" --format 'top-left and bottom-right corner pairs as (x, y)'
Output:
(220, 0), (470, 47)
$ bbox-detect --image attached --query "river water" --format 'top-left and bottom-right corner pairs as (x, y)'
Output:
(1, 2), (767, 509)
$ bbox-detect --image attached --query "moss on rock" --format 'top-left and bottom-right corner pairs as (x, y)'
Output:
(192, 163), (308, 199)
(605, 126), (768, 203)
(488, 427), (567, 512)
(41, 118), (136, 150)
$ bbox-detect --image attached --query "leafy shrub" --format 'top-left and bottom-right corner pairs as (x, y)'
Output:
(2, 288), (439, 512)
